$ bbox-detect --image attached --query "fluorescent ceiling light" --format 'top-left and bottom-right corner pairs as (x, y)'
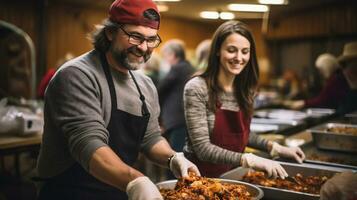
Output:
(220, 12), (235, 20)
(153, 0), (181, 2)
(200, 11), (235, 20)
(228, 4), (269, 12)
(157, 4), (169, 12)
(259, 0), (287, 5)
(200, 11), (219, 19)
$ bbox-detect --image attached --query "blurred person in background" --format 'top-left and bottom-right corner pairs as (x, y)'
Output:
(0, 28), (31, 99)
(336, 41), (357, 114)
(35, 0), (199, 199)
(284, 52), (350, 110)
(316, 53), (340, 81)
(195, 39), (211, 71)
(278, 68), (305, 100)
(139, 52), (161, 87)
(158, 39), (195, 152)
(183, 20), (305, 178)
(37, 53), (74, 99)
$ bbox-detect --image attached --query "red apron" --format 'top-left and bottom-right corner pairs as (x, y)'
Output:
(191, 102), (250, 178)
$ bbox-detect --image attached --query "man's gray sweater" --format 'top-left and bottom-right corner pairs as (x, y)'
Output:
(37, 50), (163, 178)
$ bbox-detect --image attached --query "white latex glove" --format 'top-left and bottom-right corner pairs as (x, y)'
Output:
(169, 152), (201, 178)
(320, 171), (357, 200)
(270, 142), (305, 164)
(241, 153), (288, 179)
(126, 176), (163, 200)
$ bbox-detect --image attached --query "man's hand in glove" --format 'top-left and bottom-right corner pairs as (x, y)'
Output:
(320, 171), (357, 200)
(270, 142), (305, 164)
(241, 153), (288, 179)
(126, 176), (163, 200)
(169, 152), (201, 178)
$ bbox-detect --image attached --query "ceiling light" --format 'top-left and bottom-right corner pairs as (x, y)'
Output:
(157, 4), (169, 12)
(200, 11), (235, 20)
(200, 11), (219, 19)
(153, 0), (181, 2)
(258, 0), (287, 5)
(228, 4), (269, 12)
(220, 12), (235, 20)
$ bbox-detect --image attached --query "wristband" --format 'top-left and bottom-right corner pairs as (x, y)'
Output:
(167, 154), (176, 168)
(270, 142), (280, 158)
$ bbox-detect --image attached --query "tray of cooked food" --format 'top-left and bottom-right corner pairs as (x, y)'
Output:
(299, 142), (357, 169)
(220, 161), (348, 200)
(330, 113), (357, 124)
(157, 172), (263, 200)
(309, 123), (357, 153)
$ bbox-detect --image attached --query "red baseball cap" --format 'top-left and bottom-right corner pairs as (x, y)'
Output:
(109, 0), (160, 30)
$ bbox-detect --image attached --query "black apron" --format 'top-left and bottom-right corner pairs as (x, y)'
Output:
(37, 53), (150, 200)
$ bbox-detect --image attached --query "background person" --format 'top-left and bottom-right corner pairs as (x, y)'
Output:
(316, 53), (340, 80)
(278, 68), (305, 100)
(183, 20), (305, 178)
(195, 39), (211, 71)
(35, 0), (199, 199)
(139, 52), (161, 87)
(37, 53), (74, 99)
(284, 53), (349, 110)
(158, 39), (195, 152)
(336, 41), (357, 114)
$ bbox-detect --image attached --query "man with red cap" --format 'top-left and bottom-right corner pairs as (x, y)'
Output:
(35, 0), (200, 199)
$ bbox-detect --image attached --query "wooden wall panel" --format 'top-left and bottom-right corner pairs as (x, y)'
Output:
(3, 0), (356, 91)
(266, 4), (357, 39)
(44, 4), (223, 70)
(0, 0), (38, 46)
(46, 2), (107, 69)
(159, 16), (219, 48)
(158, 16), (220, 61)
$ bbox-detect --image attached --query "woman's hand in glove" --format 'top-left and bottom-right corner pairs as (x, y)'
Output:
(169, 152), (201, 178)
(126, 176), (163, 200)
(241, 153), (288, 179)
(270, 142), (305, 164)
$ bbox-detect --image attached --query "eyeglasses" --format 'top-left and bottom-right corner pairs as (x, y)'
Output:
(119, 26), (161, 48)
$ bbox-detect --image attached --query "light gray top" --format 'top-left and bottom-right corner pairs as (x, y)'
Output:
(37, 50), (163, 178)
(183, 77), (268, 166)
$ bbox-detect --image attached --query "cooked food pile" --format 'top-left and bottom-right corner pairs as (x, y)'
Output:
(308, 153), (351, 165)
(242, 171), (328, 194)
(326, 126), (357, 135)
(159, 172), (252, 200)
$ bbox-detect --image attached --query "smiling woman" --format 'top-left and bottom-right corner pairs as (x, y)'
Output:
(218, 31), (251, 92)
(183, 20), (305, 178)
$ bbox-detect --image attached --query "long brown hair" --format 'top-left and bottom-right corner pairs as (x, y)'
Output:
(201, 20), (259, 117)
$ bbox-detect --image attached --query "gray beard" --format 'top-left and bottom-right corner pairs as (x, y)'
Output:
(110, 45), (151, 71)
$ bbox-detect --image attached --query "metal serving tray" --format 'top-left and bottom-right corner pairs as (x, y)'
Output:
(309, 123), (357, 153)
(220, 161), (348, 200)
(304, 159), (357, 171)
(254, 109), (308, 120)
(301, 142), (357, 169)
(251, 118), (301, 126)
(156, 179), (264, 200)
(330, 114), (357, 124)
(305, 108), (335, 118)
